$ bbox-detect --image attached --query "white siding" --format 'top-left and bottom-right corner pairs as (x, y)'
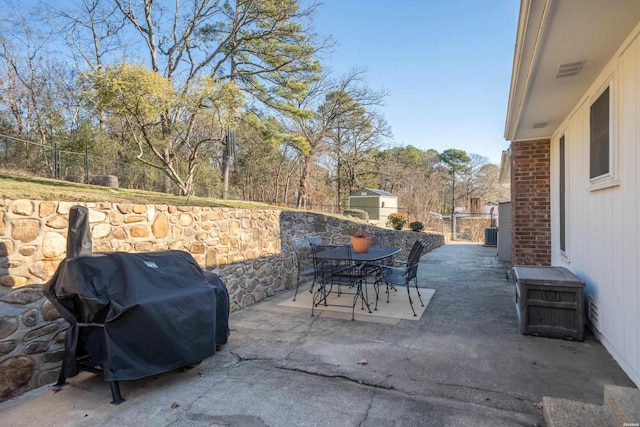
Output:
(550, 28), (640, 386)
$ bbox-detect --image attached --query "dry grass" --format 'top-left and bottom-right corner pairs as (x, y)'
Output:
(0, 171), (275, 209)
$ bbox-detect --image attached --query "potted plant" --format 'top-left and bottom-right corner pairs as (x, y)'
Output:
(351, 229), (372, 253)
(386, 212), (408, 230)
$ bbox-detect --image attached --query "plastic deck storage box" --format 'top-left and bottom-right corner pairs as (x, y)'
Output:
(513, 266), (585, 341)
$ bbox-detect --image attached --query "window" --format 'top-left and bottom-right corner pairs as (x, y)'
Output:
(559, 135), (566, 252)
(589, 87), (609, 179)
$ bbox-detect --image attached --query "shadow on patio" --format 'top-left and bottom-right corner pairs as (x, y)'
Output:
(0, 242), (634, 426)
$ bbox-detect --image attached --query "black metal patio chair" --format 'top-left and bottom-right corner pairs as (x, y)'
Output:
(373, 238), (431, 316)
(291, 237), (316, 301)
(311, 244), (371, 321)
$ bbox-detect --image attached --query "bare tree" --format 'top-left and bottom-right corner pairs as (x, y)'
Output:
(56, 0), (326, 196)
(375, 146), (444, 223)
(330, 107), (390, 206)
(286, 68), (388, 209)
(0, 5), (89, 174)
(457, 154), (509, 205)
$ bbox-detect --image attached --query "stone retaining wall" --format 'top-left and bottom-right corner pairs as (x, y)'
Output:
(0, 199), (444, 401)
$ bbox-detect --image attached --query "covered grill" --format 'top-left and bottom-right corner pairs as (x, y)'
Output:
(43, 206), (229, 403)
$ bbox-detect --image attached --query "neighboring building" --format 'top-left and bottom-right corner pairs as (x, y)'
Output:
(457, 199), (499, 218)
(504, 0), (640, 386)
(347, 188), (398, 225)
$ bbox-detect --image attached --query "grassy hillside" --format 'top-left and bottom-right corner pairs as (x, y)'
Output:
(0, 171), (275, 209)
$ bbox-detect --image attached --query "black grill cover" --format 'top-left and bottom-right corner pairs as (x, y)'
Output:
(66, 204), (93, 259)
(43, 250), (230, 381)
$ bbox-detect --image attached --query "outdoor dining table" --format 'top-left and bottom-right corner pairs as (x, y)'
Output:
(310, 245), (401, 320)
(312, 245), (401, 266)
(315, 245), (401, 288)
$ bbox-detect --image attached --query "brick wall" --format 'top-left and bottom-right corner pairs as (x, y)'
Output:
(511, 139), (551, 265)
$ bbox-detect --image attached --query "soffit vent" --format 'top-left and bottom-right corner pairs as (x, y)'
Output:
(532, 122), (548, 129)
(554, 61), (585, 78)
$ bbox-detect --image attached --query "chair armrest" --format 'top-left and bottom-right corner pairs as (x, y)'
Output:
(379, 266), (405, 275)
(368, 260), (407, 269)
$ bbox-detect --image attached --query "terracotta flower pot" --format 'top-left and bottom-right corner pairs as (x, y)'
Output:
(351, 236), (372, 253)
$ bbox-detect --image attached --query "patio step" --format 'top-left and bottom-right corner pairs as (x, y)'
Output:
(542, 396), (614, 427)
(543, 385), (640, 427)
(604, 385), (640, 426)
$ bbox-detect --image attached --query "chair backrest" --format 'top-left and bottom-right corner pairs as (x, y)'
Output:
(309, 240), (343, 263)
(292, 237), (310, 253)
(341, 244), (354, 263)
(407, 238), (424, 261)
(292, 238), (313, 270)
(307, 235), (323, 246)
(324, 244), (358, 275)
(417, 238), (431, 256)
(308, 243), (339, 282)
(310, 243), (342, 265)
(406, 239), (430, 281)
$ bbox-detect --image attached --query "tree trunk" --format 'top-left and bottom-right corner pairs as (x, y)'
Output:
(222, 148), (230, 199)
(162, 147), (174, 194)
(297, 156), (310, 208)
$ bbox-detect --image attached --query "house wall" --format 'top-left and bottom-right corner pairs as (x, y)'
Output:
(510, 139), (551, 266)
(546, 25), (640, 387)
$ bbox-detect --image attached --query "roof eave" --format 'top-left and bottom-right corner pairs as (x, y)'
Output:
(504, 0), (552, 142)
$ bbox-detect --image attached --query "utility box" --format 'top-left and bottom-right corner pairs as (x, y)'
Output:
(513, 266), (585, 341)
(484, 227), (498, 246)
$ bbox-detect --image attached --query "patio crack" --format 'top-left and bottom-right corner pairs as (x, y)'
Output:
(228, 351), (267, 363)
(270, 364), (530, 415)
(228, 350), (395, 391)
(432, 380), (529, 403)
(357, 388), (375, 427)
(226, 351), (533, 414)
(273, 360), (534, 413)
(273, 363), (396, 391)
(284, 314), (322, 359)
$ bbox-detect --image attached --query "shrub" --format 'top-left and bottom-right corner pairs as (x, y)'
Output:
(343, 208), (369, 221)
(386, 212), (408, 230)
(409, 221), (424, 232)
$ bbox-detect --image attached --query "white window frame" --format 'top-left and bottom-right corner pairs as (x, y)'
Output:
(589, 77), (619, 191)
(559, 134), (567, 256)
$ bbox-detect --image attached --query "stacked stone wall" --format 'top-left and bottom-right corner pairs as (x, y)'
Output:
(0, 199), (444, 401)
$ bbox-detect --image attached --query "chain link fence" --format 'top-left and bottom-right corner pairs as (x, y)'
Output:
(453, 213), (496, 242)
(1, 134), (419, 222)
(1, 134), (171, 193)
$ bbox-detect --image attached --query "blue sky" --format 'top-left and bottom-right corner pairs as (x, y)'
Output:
(312, 1), (520, 165)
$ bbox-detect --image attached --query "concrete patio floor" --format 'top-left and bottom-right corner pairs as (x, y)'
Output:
(0, 242), (636, 426)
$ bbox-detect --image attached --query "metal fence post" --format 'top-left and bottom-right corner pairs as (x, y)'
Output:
(84, 148), (89, 184)
(54, 144), (60, 179)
